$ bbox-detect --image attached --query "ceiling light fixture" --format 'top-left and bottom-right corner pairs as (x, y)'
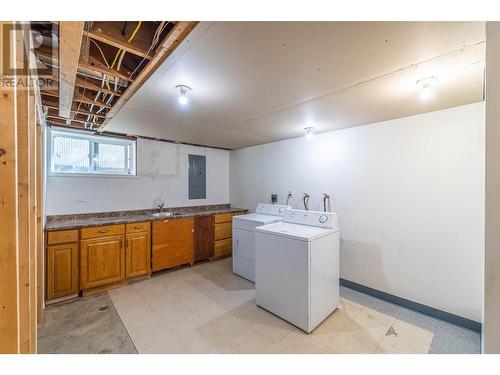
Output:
(176, 85), (191, 105)
(416, 76), (438, 91)
(416, 76), (438, 100)
(304, 126), (315, 141)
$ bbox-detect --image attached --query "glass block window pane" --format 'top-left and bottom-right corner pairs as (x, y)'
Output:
(49, 129), (136, 176)
(94, 143), (127, 173)
(52, 136), (90, 173)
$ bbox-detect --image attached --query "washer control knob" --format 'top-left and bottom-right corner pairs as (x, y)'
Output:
(319, 215), (328, 224)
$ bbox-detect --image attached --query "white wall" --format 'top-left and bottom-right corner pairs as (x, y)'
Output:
(46, 140), (230, 215)
(230, 102), (485, 322)
(484, 22), (500, 353)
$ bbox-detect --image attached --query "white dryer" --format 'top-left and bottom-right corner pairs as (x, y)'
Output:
(255, 209), (340, 333)
(232, 203), (291, 282)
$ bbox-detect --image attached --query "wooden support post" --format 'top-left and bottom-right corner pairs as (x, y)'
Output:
(0, 21), (41, 354)
(28, 90), (37, 353)
(16, 79), (30, 354)
(0, 21), (20, 354)
(58, 22), (84, 118)
(36, 123), (44, 328)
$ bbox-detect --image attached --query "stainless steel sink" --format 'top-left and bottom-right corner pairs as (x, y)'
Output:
(150, 212), (181, 218)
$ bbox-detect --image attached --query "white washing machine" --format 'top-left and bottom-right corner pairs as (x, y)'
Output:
(232, 203), (291, 282)
(255, 209), (340, 333)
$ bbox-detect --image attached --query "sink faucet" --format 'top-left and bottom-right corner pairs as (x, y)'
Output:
(157, 203), (165, 213)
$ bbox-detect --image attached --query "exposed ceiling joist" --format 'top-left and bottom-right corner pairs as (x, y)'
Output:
(46, 114), (98, 126)
(43, 103), (108, 119)
(40, 90), (59, 98)
(75, 76), (122, 96)
(79, 62), (133, 82)
(32, 21), (186, 130)
(73, 92), (112, 108)
(46, 118), (86, 128)
(58, 21), (85, 118)
(50, 74), (122, 96)
(83, 30), (152, 59)
(42, 90), (111, 108)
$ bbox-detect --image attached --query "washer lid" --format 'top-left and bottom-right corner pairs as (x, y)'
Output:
(255, 221), (336, 242)
(233, 213), (284, 227)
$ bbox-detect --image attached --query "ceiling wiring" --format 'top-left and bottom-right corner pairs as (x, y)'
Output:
(86, 21), (143, 128)
(95, 22), (168, 117)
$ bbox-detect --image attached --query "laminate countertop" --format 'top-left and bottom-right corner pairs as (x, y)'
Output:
(45, 205), (248, 231)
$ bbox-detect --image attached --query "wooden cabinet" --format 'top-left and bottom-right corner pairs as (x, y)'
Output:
(194, 215), (214, 261)
(152, 217), (194, 272)
(212, 212), (245, 258)
(214, 213), (234, 224)
(126, 222), (151, 233)
(214, 238), (232, 258)
(47, 229), (78, 245)
(80, 225), (126, 290)
(45, 210), (246, 300)
(46, 236), (79, 300)
(81, 224), (125, 239)
(214, 221), (232, 240)
(126, 226), (151, 279)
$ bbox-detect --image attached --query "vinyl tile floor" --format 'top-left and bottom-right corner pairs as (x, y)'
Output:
(38, 257), (481, 354)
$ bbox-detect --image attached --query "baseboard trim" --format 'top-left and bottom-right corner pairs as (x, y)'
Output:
(339, 278), (481, 333)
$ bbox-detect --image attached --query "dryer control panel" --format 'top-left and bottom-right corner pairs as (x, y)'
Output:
(256, 203), (291, 217)
(282, 209), (339, 229)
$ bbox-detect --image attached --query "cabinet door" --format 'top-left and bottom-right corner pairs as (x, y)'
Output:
(126, 231), (151, 278)
(46, 242), (78, 299)
(152, 217), (194, 272)
(194, 215), (214, 261)
(80, 235), (125, 289)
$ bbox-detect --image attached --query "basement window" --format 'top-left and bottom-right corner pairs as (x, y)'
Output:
(48, 129), (136, 177)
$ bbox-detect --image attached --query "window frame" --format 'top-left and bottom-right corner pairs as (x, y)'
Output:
(48, 128), (137, 178)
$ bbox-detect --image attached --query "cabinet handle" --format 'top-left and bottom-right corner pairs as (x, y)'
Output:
(98, 229), (109, 233)
(134, 225), (142, 229)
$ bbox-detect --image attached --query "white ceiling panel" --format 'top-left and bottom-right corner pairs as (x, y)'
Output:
(106, 21), (485, 149)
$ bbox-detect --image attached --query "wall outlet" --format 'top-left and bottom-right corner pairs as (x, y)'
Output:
(271, 194), (278, 203)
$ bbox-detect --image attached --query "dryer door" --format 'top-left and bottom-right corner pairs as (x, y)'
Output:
(233, 228), (255, 261)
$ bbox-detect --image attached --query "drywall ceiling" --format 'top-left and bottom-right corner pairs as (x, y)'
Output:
(106, 22), (485, 149)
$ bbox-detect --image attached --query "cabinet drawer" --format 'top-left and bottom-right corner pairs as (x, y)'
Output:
(81, 224), (125, 239)
(214, 222), (232, 240)
(126, 221), (151, 234)
(214, 213), (233, 223)
(214, 238), (232, 257)
(47, 229), (78, 245)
